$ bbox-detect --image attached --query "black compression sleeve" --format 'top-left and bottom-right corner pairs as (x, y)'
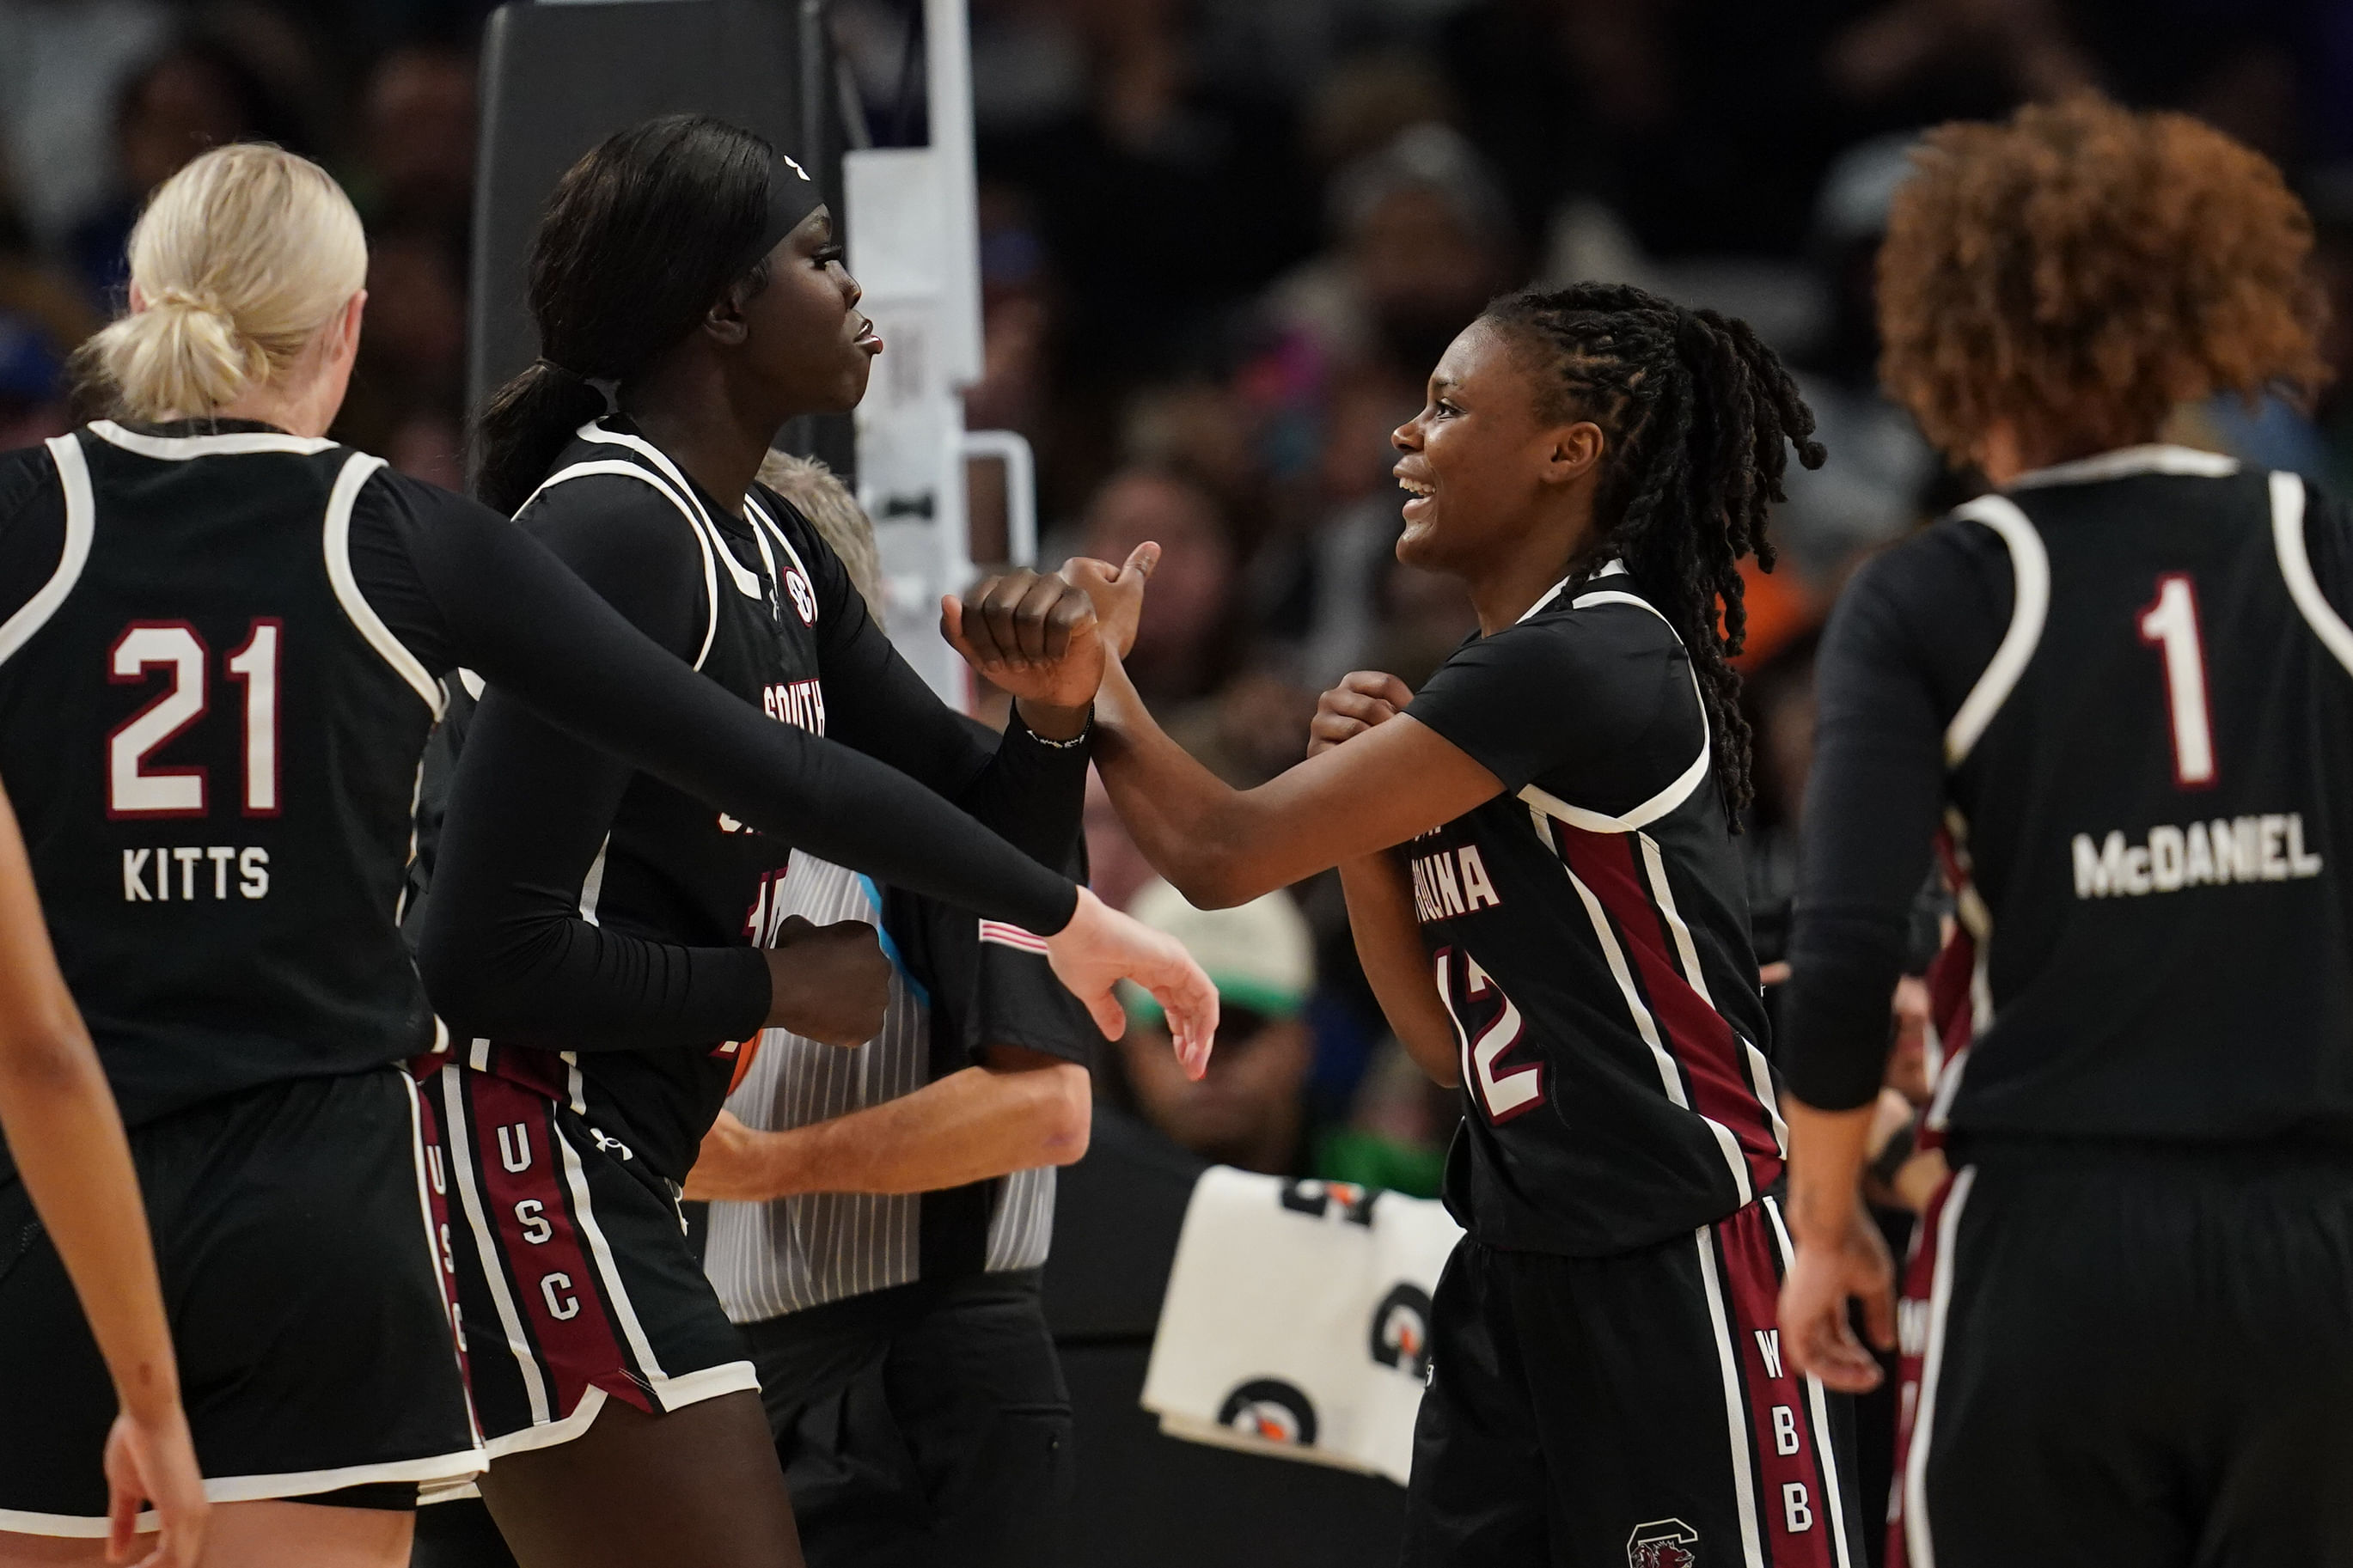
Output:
(791, 500), (1088, 865)
(1779, 530), (2008, 1111)
(364, 476), (1079, 937)
(408, 477), (769, 1046)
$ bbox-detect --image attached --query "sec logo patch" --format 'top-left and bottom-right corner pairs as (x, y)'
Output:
(784, 568), (817, 625)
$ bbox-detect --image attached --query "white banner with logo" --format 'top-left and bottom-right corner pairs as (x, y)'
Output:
(1140, 1166), (1464, 1485)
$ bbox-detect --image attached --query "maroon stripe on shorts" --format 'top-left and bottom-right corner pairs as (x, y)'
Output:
(1884, 1172), (1959, 1568)
(460, 1072), (655, 1417)
(1715, 1204), (1838, 1567)
(1560, 826), (1782, 1191)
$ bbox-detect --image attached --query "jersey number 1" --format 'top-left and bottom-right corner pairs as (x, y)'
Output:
(107, 620), (280, 817)
(2136, 574), (2215, 788)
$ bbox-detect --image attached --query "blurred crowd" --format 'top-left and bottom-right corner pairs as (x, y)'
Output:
(6, 0), (2353, 1196)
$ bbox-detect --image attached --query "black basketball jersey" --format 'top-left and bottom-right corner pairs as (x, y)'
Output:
(454, 419), (826, 1179)
(0, 423), (443, 1132)
(1925, 450), (2353, 1142)
(1404, 564), (1781, 1257)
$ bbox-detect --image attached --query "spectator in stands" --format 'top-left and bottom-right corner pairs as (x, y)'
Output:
(66, 37), (298, 307)
(1077, 467), (1240, 704)
(1106, 879), (1317, 1177)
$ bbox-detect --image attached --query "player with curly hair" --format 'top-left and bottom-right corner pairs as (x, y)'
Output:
(1777, 95), (2353, 1565)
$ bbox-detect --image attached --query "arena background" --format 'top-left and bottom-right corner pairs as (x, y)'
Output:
(3, 1), (2348, 1562)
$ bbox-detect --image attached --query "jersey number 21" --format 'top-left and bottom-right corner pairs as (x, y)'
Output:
(107, 619), (281, 817)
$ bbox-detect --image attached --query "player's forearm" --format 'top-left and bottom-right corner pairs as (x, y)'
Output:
(0, 1018), (180, 1419)
(687, 1059), (1091, 1201)
(1339, 853), (1460, 1087)
(1090, 655), (1296, 908)
(1782, 1097), (1879, 1245)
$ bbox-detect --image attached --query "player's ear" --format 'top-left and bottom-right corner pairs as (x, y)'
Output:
(1540, 421), (1605, 487)
(702, 281), (752, 348)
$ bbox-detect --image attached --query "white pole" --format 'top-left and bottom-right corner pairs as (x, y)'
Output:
(924, 0), (985, 388)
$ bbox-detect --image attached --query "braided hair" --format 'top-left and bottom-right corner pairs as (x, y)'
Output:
(1482, 282), (1824, 821)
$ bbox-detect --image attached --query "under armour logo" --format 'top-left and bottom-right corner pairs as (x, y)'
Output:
(589, 1127), (633, 1161)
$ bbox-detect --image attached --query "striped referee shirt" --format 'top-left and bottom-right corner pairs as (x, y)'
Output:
(705, 850), (1095, 1323)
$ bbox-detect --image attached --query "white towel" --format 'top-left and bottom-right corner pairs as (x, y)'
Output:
(1140, 1166), (1464, 1485)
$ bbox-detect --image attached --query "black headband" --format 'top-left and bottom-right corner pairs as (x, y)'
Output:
(741, 151), (824, 275)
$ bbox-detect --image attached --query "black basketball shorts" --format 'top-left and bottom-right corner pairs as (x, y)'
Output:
(1403, 1197), (1867, 1568)
(0, 1068), (481, 1535)
(1885, 1144), (2353, 1568)
(424, 1061), (757, 1460)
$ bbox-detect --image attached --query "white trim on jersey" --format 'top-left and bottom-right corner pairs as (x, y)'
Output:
(578, 834), (611, 926)
(1762, 1195), (1856, 1568)
(745, 493), (815, 587)
(0, 436), (96, 666)
(438, 1066), (555, 1428)
(517, 458), (721, 671)
(1903, 1165), (1978, 1568)
(574, 423), (767, 601)
(1693, 1228), (1769, 1568)
(402, 1075), (485, 1448)
(1516, 581), (1713, 833)
(1514, 558), (1626, 623)
(1534, 809), (1756, 1205)
(2271, 470), (2353, 679)
(84, 418), (338, 459)
(1941, 495), (2049, 766)
(1635, 831), (1787, 1154)
(321, 452), (443, 716)
(2007, 443), (2237, 489)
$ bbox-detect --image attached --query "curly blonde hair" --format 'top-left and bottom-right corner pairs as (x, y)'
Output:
(1877, 95), (2328, 465)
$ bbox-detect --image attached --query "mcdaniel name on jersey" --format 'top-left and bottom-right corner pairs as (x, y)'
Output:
(2072, 812), (2324, 900)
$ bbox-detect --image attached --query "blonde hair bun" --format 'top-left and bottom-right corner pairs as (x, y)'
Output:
(82, 143), (367, 421)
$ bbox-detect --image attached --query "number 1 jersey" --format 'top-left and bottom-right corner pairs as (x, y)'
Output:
(1403, 564), (1782, 1257)
(0, 424), (442, 1131)
(1921, 455), (2353, 1142)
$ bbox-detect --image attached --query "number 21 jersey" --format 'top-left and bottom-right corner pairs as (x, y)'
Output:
(0, 424), (443, 1132)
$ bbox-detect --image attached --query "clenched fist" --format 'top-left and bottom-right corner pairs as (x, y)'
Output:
(762, 916), (890, 1046)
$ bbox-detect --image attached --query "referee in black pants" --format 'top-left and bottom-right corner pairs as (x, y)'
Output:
(684, 456), (1101, 1568)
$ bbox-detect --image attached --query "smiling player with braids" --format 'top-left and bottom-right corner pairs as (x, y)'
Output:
(1008, 282), (1864, 1566)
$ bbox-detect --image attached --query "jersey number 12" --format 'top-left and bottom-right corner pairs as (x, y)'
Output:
(2136, 574), (2215, 788)
(1435, 948), (1543, 1123)
(107, 619), (280, 818)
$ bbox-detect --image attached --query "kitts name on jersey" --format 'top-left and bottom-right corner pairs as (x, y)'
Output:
(120, 845), (270, 901)
(1409, 843), (1503, 923)
(2072, 812), (2324, 900)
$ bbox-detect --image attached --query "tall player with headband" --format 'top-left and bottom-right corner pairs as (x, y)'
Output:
(1776, 96), (2353, 1565)
(1013, 282), (1867, 1566)
(0, 142), (1211, 1568)
(408, 117), (1197, 1568)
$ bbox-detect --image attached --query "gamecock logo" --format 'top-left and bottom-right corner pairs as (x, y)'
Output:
(1627, 1517), (1699, 1568)
(1368, 1283), (1433, 1380)
(1216, 1379), (1318, 1447)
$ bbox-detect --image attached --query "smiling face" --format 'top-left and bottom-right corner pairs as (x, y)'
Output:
(1390, 318), (1604, 580)
(730, 204), (881, 416)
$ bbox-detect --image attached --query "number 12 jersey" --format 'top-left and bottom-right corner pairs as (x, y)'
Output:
(1403, 562), (1782, 1257)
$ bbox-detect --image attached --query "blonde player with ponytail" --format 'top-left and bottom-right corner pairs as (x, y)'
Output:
(0, 142), (1213, 1568)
